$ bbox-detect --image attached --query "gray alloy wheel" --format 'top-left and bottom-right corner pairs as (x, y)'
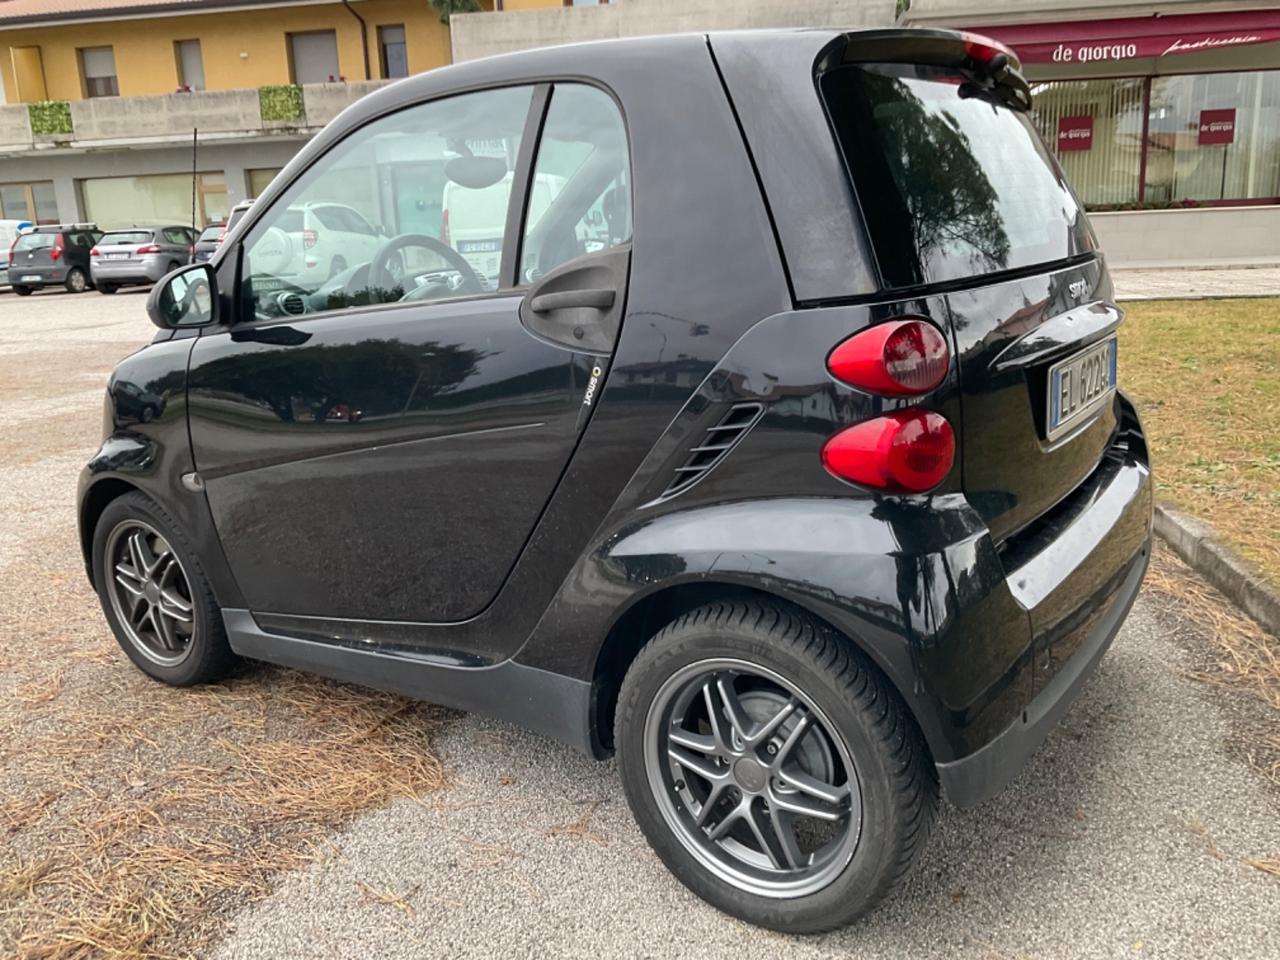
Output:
(643, 658), (861, 898)
(65, 267), (88, 293)
(103, 519), (196, 667)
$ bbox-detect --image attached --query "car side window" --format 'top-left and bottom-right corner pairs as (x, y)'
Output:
(239, 85), (534, 322)
(520, 85), (630, 284)
(163, 228), (187, 245)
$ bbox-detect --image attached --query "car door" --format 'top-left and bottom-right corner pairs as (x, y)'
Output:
(187, 82), (632, 627)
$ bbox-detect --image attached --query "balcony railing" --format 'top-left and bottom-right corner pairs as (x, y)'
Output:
(0, 80), (389, 152)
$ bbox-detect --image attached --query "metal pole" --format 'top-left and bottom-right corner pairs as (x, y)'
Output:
(191, 126), (198, 262)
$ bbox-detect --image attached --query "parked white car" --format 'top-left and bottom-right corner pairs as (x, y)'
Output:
(443, 173), (562, 287)
(247, 201), (382, 286)
(0, 218), (35, 290)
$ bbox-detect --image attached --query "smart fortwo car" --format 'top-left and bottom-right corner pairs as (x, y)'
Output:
(78, 29), (1152, 933)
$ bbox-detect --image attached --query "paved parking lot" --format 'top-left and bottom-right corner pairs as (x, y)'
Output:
(1, 285), (1277, 959)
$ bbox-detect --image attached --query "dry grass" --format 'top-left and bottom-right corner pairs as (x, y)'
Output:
(0, 583), (450, 960)
(1118, 298), (1280, 588)
(1146, 546), (1280, 716)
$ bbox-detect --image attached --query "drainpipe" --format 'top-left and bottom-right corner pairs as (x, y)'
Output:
(341, 0), (371, 80)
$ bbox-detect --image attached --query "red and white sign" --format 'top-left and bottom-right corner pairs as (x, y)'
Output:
(1057, 115), (1094, 152)
(1198, 109), (1236, 145)
(962, 11), (1280, 66)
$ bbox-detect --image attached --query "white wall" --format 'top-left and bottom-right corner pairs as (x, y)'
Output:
(1091, 205), (1280, 268)
(452, 0), (895, 62)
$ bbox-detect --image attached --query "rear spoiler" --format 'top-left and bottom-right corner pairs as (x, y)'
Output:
(820, 28), (1032, 111)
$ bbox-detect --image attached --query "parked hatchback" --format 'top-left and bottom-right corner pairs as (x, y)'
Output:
(192, 223), (225, 264)
(79, 29), (1152, 933)
(90, 225), (197, 294)
(9, 224), (101, 295)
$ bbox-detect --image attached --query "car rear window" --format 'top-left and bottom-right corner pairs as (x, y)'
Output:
(820, 64), (1095, 290)
(14, 233), (55, 251)
(198, 225), (223, 241)
(101, 231), (154, 245)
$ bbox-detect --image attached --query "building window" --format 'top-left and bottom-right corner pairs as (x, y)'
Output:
(1032, 78), (1145, 206)
(0, 181), (58, 223)
(247, 168), (283, 198)
(175, 39), (205, 91)
(79, 46), (118, 98)
(1145, 70), (1280, 204)
(82, 172), (228, 229)
(288, 30), (341, 85)
(1035, 69), (1280, 208)
(378, 25), (409, 79)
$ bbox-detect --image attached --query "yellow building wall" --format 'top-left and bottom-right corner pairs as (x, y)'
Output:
(0, 0), (482, 103)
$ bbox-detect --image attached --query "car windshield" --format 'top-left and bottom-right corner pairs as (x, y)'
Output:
(15, 233), (56, 251)
(198, 226), (224, 242)
(101, 231), (154, 245)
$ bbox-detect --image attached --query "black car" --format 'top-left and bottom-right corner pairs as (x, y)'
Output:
(78, 29), (1152, 933)
(10, 223), (101, 295)
(192, 223), (225, 264)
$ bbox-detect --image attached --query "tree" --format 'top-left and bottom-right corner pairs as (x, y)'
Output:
(430, 0), (481, 23)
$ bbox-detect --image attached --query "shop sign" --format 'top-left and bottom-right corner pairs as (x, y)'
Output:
(962, 12), (1280, 66)
(1057, 115), (1094, 152)
(1198, 109), (1236, 145)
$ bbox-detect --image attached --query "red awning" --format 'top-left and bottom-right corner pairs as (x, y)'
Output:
(966, 10), (1280, 66)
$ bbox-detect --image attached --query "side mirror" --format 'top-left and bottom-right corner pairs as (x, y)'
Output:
(147, 263), (218, 330)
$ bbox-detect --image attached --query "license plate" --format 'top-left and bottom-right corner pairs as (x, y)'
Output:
(457, 239), (501, 254)
(1047, 336), (1117, 440)
(106, 253), (129, 260)
(21, 274), (41, 282)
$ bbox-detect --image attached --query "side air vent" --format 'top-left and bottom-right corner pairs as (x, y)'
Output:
(660, 402), (765, 501)
(278, 292), (307, 316)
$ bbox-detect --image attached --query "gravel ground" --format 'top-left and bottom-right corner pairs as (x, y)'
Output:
(4, 284), (1277, 958)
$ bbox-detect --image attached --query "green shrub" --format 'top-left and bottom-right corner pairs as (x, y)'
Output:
(28, 100), (72, 136)
(258, 85), (304, 123)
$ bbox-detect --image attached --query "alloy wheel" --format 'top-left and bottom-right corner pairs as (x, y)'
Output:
(104, 520), (196, 666)
(643, 658), (862, 898)
(68, 269), (87, 292)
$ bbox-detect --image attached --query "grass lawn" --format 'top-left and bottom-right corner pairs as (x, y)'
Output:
(1118, 297), (1280, 589)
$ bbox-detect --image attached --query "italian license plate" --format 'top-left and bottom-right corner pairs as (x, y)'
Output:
(1047, 336), (1117, 440)
(106, 253), (129, 260)
(21, 274), (41, 282)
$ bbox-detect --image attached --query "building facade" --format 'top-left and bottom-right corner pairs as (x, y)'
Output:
(0, 0), (472, 228)
(905, 0), (1280, 265)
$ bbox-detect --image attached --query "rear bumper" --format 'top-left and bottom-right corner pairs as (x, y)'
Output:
(937, 392), (1153, 807)
(91, 257), (172, 284)
(9, 265), (66, 286)
(938, 537), (1149, 807)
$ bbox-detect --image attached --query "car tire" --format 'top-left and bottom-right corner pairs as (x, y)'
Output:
(166, 260), (180, 276)
(64, 267), (89, 293)
(615, 600), (938, 934)
(13, 285), (33, 296)
(91, 491), (238, 687)
(97, 283), (119, 295)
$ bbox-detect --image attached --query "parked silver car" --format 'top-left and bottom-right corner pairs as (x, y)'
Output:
(90, 225), (197, 294)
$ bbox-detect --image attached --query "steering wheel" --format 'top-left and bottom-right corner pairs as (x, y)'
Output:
(367, 234), (486, 301)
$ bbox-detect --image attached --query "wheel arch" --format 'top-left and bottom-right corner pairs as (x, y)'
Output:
(79, 476), (142, 579)
(589, 579), (930, 764)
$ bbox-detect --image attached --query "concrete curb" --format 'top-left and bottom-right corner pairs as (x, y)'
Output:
(1153, 504), (1280, 636)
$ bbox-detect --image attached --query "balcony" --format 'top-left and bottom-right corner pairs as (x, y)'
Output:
(0, 80), (389, 155)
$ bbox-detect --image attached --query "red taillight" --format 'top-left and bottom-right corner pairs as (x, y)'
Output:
(137, 244), (161, 254)
(216, 228), (227, 245)
(440, 209), (450, 246)
(827, 319), (949, 396)
(960, 31), (1018, 66)
(50, 233), (64, 261)
(303, 229), (318, 249)
(822, 410), (955, 494)
(90, 247), (100, 257)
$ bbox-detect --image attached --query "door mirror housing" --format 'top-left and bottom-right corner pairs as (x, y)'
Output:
(147, 263), (218, 330)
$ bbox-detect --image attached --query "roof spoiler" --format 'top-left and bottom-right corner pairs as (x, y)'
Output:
(819, 28), (1032, 111)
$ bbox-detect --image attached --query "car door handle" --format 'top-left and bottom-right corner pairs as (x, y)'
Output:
(529, 288), (615, 313)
